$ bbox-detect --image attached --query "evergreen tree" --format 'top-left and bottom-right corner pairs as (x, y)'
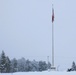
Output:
(17, 57), (26, 71)
(0, 51), (7, 73)
(38, 61), (47, 71)
(67, 61), (76, 72)
(5, 56), (11, 73)
(0, 56), (1, 68)
(11, 58), (18, 72)
(25, 59), (33, 71)
(31, 60), (39, 71)
(72, 61), (76, 71)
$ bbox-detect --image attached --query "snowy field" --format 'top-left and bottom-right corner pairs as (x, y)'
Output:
(0, 71), (76, 75)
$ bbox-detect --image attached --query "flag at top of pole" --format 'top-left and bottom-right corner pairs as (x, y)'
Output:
(52, 4), (54, 23)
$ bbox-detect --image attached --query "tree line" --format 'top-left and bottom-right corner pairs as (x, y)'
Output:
(0, 51), (51, 73)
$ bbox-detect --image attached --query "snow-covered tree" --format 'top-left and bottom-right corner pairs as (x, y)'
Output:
(0, 56), (1, 67)
(11, 58), (18, 72)
(0, 51), (7, 73)
(31, 60), (39, 71)
(67, 61), (76, 72)
(17, 57), (26, 71)
(25, 59), (33, 71)
(72, 61), (76, 71)
(5, 56), (11, 73)
(38, 61), (47, 71)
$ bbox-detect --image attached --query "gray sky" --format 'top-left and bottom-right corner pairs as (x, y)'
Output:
(0, 0), (76, 71)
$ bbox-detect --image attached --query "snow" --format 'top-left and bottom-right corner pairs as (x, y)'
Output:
(0, 71), (76, 75)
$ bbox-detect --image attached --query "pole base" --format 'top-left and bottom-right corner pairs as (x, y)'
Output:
(51, 66), (56, 71)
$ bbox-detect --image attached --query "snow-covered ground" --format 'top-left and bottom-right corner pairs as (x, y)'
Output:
(0, 71), (76, 75)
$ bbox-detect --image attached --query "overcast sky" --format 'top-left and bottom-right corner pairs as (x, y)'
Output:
(0, 0), (76, 71)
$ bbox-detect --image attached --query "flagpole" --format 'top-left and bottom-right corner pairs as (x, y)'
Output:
(51, 4), (56, 70)
(52, 19), (54, 67)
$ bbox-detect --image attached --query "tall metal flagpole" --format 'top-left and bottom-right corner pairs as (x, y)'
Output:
(52, 19), (54, 67)
(52, 4), (55, 69)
